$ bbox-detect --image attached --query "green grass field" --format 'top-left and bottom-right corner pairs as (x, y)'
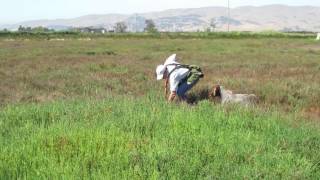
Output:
(0, 33), (320, 179)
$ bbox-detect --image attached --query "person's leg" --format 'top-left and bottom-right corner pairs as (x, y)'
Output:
(177, 79), (199, 100)
(177, 82), (188, 100)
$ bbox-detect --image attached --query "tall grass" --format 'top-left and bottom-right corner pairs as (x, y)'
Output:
(1, 97), (319, 179)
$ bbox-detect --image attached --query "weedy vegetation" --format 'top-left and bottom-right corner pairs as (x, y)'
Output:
(0, 32), (319, 179)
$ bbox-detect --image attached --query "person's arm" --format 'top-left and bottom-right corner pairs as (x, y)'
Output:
(164, 78), (169, 98)
(168, 91), (176, 102)
(167, 71), (179, 102)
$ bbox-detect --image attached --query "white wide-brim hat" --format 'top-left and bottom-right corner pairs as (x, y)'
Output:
(156, 64), (166, 80)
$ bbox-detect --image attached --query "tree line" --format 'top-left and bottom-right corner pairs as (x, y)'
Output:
(114, 19), (158, 33)
(6, 19), (158, 34)
(17, 25), (54, 33)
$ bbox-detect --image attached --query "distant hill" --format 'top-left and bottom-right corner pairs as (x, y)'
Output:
(1, 5), (320, 32)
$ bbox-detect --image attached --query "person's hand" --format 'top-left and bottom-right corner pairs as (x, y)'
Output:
(168, 91), (176, 102)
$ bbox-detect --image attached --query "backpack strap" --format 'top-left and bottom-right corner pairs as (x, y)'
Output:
(166, 64), (190, 78)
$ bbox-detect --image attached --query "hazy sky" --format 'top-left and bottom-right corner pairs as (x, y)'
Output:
(1, 0), (319, 24)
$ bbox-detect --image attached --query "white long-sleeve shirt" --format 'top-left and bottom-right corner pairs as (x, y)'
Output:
(164, 54), (189, 92)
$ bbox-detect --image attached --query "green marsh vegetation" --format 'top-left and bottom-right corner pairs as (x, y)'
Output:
(0, 33), (319, 178)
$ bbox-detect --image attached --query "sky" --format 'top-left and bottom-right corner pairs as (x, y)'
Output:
(0, 0), (319, 24)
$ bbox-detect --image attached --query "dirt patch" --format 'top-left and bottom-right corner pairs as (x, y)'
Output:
(300, 44), (320, 51)
(303, 106), (320, 121)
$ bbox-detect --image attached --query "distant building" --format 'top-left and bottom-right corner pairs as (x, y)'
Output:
(74, 27), (107, 34)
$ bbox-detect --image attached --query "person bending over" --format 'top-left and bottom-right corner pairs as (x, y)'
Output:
(156, 54), (203, 102)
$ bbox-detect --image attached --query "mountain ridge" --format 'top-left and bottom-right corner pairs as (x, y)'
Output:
(1, 5), (320, 32)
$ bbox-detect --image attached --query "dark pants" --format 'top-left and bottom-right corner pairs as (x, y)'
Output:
(176, 79), (199, 100)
